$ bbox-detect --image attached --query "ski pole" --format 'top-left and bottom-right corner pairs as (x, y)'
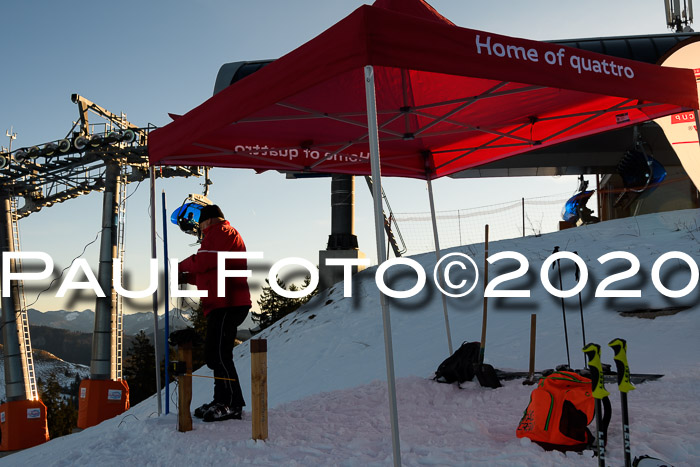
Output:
(479, 224), (489, 365)
(574, 251), (587, 368)
(524, 313), (537, 386)
(583, 343), (610, 467)
(609, 338), (635, 467)
(553, 246), (571, 368)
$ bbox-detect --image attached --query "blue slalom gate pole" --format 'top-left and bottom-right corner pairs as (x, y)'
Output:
(162, 190), (170, 414)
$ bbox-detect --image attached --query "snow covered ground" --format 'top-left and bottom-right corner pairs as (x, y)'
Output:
(5, 209), (700, 466)
(0, 348), (89, 402)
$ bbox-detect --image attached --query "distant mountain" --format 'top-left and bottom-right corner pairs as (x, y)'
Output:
(26, 308), (194, 336)
(0, 309), (193, 367)
(0, 309), (256, 372)
(27, 326), (96, 366)
(25, 308), (95, 333)
(0, 343), (90, 402)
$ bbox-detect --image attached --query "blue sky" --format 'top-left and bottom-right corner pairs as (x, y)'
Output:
(0, 0), (678, 317)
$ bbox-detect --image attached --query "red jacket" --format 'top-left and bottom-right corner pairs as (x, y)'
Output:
(179, 220), (252, 316)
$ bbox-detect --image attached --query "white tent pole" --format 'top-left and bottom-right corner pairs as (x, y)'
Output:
(149, 167), (162, 415)
(427, 177), (454, 355)
(364, 65), (402, 467)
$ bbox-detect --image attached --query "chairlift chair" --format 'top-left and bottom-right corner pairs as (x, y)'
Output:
(171, 194), (213, 238)
(562, 175), (599, 226)
(616, 145), (667, 193)
(613, 144), (668, 211)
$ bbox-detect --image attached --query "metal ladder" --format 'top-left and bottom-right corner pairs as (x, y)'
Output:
(10, 197), (39, 401)
(364, 176), (407, 259)
(112, 168), (127, 381)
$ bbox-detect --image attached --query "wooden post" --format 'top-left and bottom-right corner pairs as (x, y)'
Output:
(524, 314), (537, 385)
(479, 224), (489, 364)
(251, 339), (268, 441)
(177, 342), (193, 432)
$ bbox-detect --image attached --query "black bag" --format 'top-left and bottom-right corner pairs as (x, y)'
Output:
(475, 363), (502, 389)
(434, 341), (480, 385)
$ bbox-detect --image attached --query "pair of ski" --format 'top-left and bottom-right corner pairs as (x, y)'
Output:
(583, 339), (672, 467)
(498, 369), (662, 385)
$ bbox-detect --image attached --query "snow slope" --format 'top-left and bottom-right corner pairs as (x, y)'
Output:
(5, 209), (700, 466)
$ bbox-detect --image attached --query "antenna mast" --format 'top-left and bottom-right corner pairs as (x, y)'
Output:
(665, 0), (694, 32)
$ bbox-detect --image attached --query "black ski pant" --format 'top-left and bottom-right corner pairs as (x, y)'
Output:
(204, 306), (249, 408)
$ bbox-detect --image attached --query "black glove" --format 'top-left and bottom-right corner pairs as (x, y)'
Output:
(178, 271), (189, 284)
(169, 328), (201, 347)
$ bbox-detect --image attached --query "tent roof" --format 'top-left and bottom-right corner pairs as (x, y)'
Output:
(148, 0), (699, 180)
(452, 34), (700, 178)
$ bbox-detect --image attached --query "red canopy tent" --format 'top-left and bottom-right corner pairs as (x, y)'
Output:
(149, 1), (697, 179)
(149, 1), (699, 463)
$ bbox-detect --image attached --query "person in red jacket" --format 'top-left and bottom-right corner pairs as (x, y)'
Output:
(179, 204), (251, 422)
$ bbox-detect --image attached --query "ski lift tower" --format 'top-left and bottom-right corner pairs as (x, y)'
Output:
(0, 125), (49, 450)
(0, 95), (202, 449)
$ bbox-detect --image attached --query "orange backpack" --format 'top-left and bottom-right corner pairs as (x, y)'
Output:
(516, 371), (595, 451)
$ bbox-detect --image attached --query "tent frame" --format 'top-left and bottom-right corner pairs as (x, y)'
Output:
(365, 64), (402, 466)
(156, 79), (681, 179)
(148, 5), (700, 466)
